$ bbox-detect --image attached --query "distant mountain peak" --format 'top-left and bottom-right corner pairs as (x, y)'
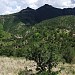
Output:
(44, 4), (50, 6)
(16, 4), (75, 24)
(19, 7), (34, 13)
(44, 4), (53, 7)
(26, 7), (33, 10)
(37, 4), (54, 10)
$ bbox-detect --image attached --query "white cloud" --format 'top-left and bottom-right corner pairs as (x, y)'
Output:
(71, 0), (75, 3)
(0, 0), (75, 15)
(36, 0), (75, 8)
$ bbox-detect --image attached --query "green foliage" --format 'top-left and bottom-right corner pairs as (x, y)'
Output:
(0, 15), (75, 72)
(18, 67), (34, 75)
(36, 71), (58, 75)
(18, 70), (58, 75)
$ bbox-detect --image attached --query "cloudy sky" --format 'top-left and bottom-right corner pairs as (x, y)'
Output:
(0, 0), (75, 15)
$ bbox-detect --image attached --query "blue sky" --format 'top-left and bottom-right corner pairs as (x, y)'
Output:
(0, 0), (75, 15)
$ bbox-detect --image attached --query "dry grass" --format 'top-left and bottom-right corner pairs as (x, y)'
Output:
(0, 56), (75, 75)
(0, 56), (37, 75)
(52, 63), (75, 75)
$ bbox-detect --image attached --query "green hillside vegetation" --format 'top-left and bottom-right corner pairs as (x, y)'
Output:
(0, 15), (75, 74)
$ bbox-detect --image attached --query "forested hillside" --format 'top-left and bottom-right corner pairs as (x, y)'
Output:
(0, 15), (75, 75)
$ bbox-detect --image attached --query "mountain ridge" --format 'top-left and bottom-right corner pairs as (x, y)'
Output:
(15, 4), (75, 24)
(0, 4), (75, 25)
(0, 4), (75, 33)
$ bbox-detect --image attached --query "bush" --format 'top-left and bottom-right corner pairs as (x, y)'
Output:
(36, 71), (58, 75)
(62, 48), (74, 63)
(0, 47), (13, 56)
(18, 67), (34, 75)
